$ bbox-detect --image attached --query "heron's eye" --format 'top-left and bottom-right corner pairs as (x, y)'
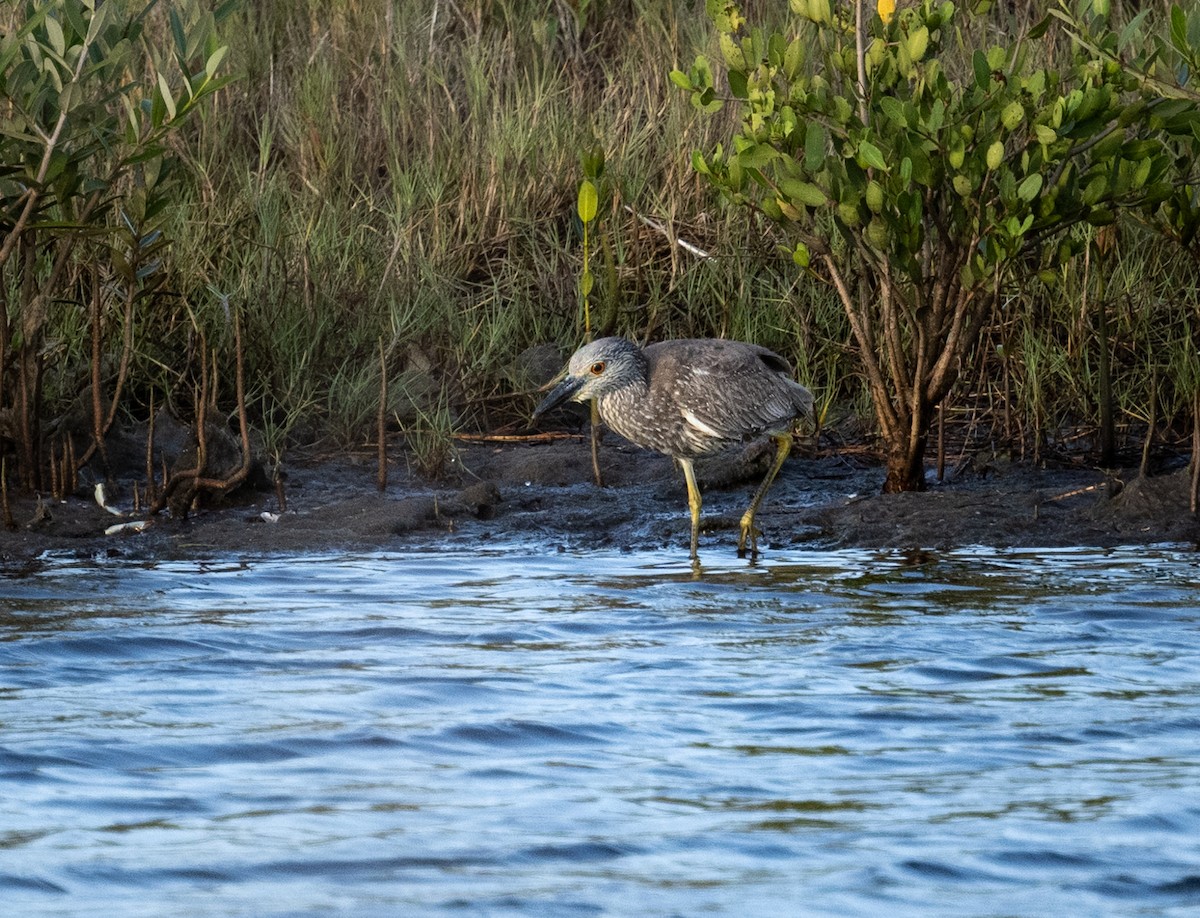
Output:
(589, 361), (606, 375)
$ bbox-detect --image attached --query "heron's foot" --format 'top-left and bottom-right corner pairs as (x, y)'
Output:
(737, 517), (761, 559)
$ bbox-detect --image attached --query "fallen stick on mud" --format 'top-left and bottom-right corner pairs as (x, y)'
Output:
(1043, 483), (1105, 502)
(453, 432), (586, 443)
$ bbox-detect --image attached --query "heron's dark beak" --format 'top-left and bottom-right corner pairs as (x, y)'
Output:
(533, 374), (585, 419)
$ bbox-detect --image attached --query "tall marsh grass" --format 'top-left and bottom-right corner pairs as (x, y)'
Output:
(158, 0), (778, 454)
(9, 0), (1200, 482)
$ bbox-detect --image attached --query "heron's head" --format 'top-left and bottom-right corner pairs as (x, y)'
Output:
(532, 337), (646, 418)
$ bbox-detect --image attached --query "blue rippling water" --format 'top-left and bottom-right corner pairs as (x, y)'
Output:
(1, 544), (1199, 917)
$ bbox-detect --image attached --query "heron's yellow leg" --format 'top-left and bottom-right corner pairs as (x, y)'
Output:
(680, 457), (703, 560)
(738, 434), (792, 558)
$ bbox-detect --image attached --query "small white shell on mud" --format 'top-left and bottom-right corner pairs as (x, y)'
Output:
(260, 511), (281, 523)
(105, 519), (150, 536)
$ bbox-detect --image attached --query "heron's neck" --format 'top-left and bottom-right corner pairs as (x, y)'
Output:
(596, 369), (649, 431)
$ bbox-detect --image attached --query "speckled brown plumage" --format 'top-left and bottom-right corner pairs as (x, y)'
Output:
(534, 336), (814, 561)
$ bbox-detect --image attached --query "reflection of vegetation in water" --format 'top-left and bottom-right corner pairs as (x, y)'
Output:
(2, 1), (1199, 495)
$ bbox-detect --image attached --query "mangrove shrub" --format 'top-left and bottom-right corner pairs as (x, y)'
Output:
(675, 0), (1199, 491)
(0, 0), (232, 490)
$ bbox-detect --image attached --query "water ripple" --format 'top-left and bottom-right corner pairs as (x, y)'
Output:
(1, 545), (1198, 916)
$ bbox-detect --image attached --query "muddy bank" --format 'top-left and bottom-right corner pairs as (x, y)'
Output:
(2, 435), (1198, 565)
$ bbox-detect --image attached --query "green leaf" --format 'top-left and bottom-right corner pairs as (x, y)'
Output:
(85, 3), (109, 45)
(59, 81), (80, 113)
(669, 69), (693, 91)
(762, 197), (786, 220)
(857, 140), (888, 171)
(865, 217), (888, 248)
(1034, 124), (1057, 145)
(1117, 9), (1151, 52)
(779, 178), (827, 207)
(792, 241), (810, 268)
(1000, 101), (1024, 131)
(865, 180), (884, 213)
(44, 56), (62, 93)
(0, 34), (21, 77)
(577, 179), (598, 223)
(1028, 14), (1052, 40)
(783, 37), (805, 79)
(1016, 174), (1043, 202)
(708, 0), (743, 32)
(0, 122), (41, 144)
(205, 45), (228, 79)
(926, 98), (945, 133)
(45, 16), (65, 58)
(986, 140), (1004, 170)
(907, 145), (934, 185)
(581, 146), (604, 180)
(691, 86), (723, 113)
(972, 49), (991, 90)
(1082, 174), (1108, 205)
(804, 121), (827, 172)
(948, 137), (966, 170)
(1121, 138), (1160, 160)
(719, 32), (745, 70)
(1170, 5), (1188, 55)
(1132, 155), (1151, 189)
(737, 143), (779, 169)
(169, 9), (187, 56)
(64, 3), (88, 42)
(906, 25), (929, 63)
(157, 72), (176, 121)
(879, 96), (908, 127)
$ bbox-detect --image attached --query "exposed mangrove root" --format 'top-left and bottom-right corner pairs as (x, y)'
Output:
(1140, 370), (1157, 479)
(455, 431), (585, 443)
(85, 268), (111, 479)
(144, 391), (158, 506)
(2, 457), (15, 531)
(78, 263), (138, 478)
(936, 400), (946, 483)
(65, 434), (77, 495)
(274, 468), (288, 514)
(49, 441), (60, 501)
(47, 434), (76, 502)
(1192, 389), (1199, 515)
(149, 309), (251, 517)
(377, 338), (388, 493)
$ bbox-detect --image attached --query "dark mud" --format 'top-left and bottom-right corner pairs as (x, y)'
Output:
(2, 434), (1198, 565)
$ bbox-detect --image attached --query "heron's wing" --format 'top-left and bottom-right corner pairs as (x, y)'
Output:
(645, 341), (811, 445)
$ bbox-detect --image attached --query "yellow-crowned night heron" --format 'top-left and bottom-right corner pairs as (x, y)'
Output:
(533, 336), (814, 559)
